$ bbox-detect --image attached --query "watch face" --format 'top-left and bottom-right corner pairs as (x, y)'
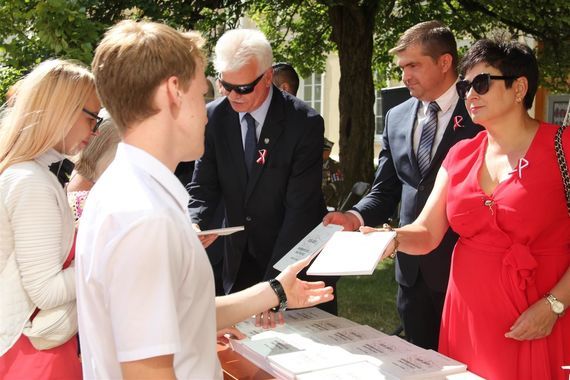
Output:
(552, 300), (565, 314)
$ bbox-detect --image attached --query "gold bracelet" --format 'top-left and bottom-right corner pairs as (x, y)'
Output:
(382, 223), (399, 259)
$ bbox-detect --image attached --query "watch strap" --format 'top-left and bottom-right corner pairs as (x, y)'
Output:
(545, 293), (565, 316)
(268, 278), (287, 312)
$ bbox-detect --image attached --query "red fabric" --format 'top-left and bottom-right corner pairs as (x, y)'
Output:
(0, 335), (81, 380)
(0, 233), (81, 379)
(439, 123), (570, 379)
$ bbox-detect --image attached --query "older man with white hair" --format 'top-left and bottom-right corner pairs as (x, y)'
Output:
(188, 29), (336, 315)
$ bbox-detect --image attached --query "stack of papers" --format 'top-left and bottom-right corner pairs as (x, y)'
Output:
(273, 223), (343, 271)
(307, 230), (396, 276)
(196, 226), (244, 236)
(274, 222), (396, 276)
(230, 308), (471, 379)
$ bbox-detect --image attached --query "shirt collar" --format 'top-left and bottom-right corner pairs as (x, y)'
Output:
(239, 85), (273, 126)
(421, 81), (459, 115)
(35, 148), (65, 168)
(116, 143), (189, 212)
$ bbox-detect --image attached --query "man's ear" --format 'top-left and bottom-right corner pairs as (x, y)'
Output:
(165, 76), (182, 105)
(439, 53), (453, 74)
(264, 68), (273, 87)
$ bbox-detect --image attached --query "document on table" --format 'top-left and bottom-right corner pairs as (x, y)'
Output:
(268, 346), (366, 379)
(296, 361), (386, 380)
(196, 226), (244, 236)
(273, 223), (343, 272)
(306, 231), (396, 276)
(378, 349), (467, 379)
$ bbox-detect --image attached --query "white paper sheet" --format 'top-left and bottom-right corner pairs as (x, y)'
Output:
(273, 223), (343, 272)
(307, 231), (396, 276)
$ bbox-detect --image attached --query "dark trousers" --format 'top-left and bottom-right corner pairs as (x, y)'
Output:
(231, 251), (338, 315)
(397, 270), (446, 350)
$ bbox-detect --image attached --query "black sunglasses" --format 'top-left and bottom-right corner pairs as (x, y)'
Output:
(456, 73), (518, 100)
(218, 73), (264, 95)
(82, 108), (104, 133)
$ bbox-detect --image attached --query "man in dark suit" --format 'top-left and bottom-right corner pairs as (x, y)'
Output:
(272, 62), (300, 97)
(188, 29), (334, 313)
(324, 21), (482, 349)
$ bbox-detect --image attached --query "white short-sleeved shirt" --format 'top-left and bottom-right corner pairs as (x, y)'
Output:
(75, 143), (220, 379)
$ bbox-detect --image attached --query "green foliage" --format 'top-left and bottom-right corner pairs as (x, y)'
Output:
(251, 0), (334, 78)
(0, 66), (24, 103)
(253, 0), (569, 92)
(0, 0), (102, 69)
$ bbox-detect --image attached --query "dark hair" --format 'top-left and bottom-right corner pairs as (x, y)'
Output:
(459, 39), (538, 110)
(272, 62), (300, 96)
(390, 20), (458, 73)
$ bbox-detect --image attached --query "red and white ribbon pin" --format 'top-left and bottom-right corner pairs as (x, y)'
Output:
(453, 115), (464, 130)
(509, 158), (529, 178)
(256, 149), (267, 165)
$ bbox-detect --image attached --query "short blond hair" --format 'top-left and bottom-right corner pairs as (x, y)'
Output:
(92, 20), (205, 133)
(75, 114), (120, 182)
(0, 59), (95, 173)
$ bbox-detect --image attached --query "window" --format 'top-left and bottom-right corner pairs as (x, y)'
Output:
(298, 73), (323, 114)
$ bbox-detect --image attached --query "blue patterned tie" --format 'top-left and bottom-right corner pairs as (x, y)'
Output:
(417, 101), (441, 176)
(243, 113), (257, 174)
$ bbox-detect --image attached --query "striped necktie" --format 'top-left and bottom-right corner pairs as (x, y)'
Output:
(416, 101), (440, 176)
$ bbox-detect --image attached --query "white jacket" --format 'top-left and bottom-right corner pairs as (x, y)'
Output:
(0, 150), (75, 355)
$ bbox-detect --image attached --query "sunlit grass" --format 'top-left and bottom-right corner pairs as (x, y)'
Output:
(337, 260), (400, 334)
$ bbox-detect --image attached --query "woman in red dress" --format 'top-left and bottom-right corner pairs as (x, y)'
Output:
(364, 39), (570, 379)
(0, 60), (101, 379)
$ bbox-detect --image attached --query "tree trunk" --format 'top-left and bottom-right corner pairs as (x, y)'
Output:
(328, 1), (378, 202)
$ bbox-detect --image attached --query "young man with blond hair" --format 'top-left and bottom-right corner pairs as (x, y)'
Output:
(75, 20), (333, 380)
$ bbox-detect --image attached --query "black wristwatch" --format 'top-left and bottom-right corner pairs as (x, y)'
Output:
(268, 278), (287, 312)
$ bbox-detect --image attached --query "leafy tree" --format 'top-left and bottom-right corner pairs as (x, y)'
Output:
(252, 0), (569, 194)
(1, 0), (568, 192)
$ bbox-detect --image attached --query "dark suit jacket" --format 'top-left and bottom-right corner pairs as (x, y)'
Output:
(188, 87), (327, 292)
(353, 97), (483, 292)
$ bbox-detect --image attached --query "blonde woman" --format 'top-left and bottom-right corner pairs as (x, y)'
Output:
(67, 113), (120, 224)
(0, 59), (100, 379)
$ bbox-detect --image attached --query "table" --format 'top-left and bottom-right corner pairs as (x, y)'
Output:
(217, 344), (274, 380)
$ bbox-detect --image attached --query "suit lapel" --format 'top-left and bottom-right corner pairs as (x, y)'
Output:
(431, 100), (470, 167)
(407, 99), (421, 174)
(245, 89), (285, 203)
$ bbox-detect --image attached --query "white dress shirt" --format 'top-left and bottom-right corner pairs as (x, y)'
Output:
(239, 86), (274, 148)
(349, 82), (460, 227)
(76, 143), (220, 379)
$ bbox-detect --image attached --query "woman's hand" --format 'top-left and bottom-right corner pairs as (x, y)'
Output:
(359, 226), (397, 260)
(216, 326), (246, 345)
(255, 310), (285, 329)
(191, 223), (218, 248)
(276, 256), (334, 310)
(505, 298), (558, 340)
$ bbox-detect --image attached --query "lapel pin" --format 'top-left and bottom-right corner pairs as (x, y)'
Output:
(264, 138), (270, 144)
(257, 149), (267, 165)
(453, 115), (464, 130)
(508, 158), (529, 178)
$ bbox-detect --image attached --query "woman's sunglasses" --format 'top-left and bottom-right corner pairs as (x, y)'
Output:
(456, 73), (518, 100)
(218, 73), (264, 95)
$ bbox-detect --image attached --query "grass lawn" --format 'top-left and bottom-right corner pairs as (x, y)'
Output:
(336, 259), (401, 335)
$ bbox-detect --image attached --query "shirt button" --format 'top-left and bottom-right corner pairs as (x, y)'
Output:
(245, 216), (252, 222)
